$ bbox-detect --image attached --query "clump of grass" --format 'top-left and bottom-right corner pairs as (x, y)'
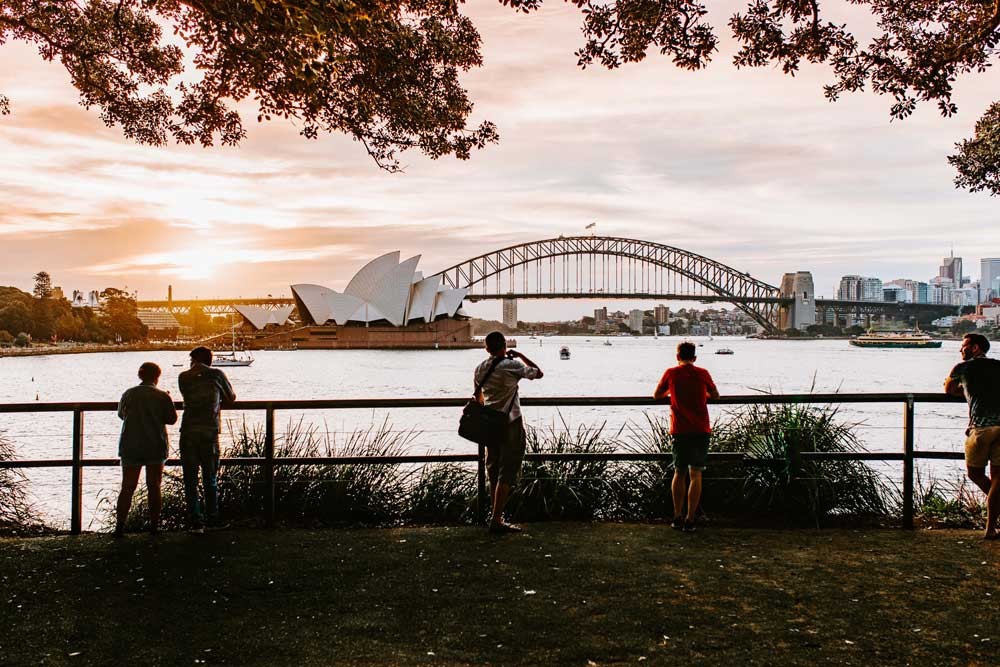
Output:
(405, 464), (476, 524)
(710, 400), (899, 524)
(914, 470), (986, 529)
(615, 413), (675, 520)
(506, 416), (623, 522)
(0, 430), (44, 534)
(105, 418), (421, 531)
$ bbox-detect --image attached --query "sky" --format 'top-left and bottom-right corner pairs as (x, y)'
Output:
(1, 1), (998, 321)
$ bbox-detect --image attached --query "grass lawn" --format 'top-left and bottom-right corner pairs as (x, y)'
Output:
(2, 523), (999, 666)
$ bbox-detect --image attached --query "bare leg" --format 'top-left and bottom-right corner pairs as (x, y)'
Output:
(686, 470), (704, 522)
(671, 470), (687, 520)
(490, 481), (511, 527)
(986, 463), (999, 538)
(116, 466), (142, 534)
(145, 464), (164, 532)
(968, 466), (991, 495)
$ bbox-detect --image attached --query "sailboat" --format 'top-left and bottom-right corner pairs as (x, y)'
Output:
(213, 315), (254, 367)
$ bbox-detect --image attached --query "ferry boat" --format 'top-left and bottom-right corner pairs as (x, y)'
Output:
(715, 348), (734, 355)
(849, 331), (942, 349)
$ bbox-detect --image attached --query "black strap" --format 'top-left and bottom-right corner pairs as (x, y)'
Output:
(473, 356), (504, 398)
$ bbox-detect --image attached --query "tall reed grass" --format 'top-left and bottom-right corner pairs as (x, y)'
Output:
(105, 404), (904, 531)
(0, 430), (42, 533)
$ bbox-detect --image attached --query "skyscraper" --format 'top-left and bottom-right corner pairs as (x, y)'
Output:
(654, 304), (670, 324)
(502, 298), (517, 329)
(939, 251), (963, 286)
(837, 275), (882, 301)
(981, 258), (1000, 302)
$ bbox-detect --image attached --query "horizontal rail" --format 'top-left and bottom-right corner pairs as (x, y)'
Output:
(0, 392), (972, 532)
(0, 451), (956, 469)
(0, 393), (968, 413)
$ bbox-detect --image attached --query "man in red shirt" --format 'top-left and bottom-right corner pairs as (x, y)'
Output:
(653, 341), (720, 532)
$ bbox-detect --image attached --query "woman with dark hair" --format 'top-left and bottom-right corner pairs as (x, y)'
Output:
(115, 362), (178, 537)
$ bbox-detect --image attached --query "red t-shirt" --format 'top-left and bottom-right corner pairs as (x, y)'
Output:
(654, 364), (718, 435)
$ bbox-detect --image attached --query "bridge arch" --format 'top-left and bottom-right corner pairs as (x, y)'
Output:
(432, 236), (783, 332)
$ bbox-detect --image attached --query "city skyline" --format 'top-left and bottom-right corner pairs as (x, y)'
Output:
(2, 2), (999, 323)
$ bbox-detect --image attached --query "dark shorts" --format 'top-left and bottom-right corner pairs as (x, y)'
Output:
(120, 456), (166, 468)
(486, 418), (526, 486)
(672, 433), (711, 472)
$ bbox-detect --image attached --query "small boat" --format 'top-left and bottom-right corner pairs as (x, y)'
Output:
(715, 348), (734, 355)
(213, 316), (254, 366)
(559, 346), (571, 360)
(849, 330), (942, 349)
(603, 339), (613, 346)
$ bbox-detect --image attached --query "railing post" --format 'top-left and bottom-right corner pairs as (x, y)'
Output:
(476, 441), (487, 525)
(902, 395), (915, 529)
(70, 408), (84, 535)
(264, 404), (275, 529)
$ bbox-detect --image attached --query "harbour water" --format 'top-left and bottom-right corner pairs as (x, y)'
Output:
(0, 336), (973, 527)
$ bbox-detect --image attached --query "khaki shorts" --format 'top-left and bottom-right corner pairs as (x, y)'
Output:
(964, 426), (1000, 468)
(486, 417), (526, 486)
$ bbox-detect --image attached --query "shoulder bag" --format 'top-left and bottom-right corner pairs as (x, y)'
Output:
(458, 357), (512, 444)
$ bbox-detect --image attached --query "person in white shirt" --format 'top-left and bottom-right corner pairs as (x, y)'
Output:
(474, 331), (544, 533)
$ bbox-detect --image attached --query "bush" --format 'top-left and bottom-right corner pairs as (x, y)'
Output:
(710, 401), (899, 524)
(914, 471), (986, 529)
(0, 430), (43, 533)
(506, 417), (624, 522)
(13, 332), (30, 347)
(0, 330), (12, 345)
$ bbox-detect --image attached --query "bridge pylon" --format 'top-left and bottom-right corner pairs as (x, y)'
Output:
(777, 272), (816, 331)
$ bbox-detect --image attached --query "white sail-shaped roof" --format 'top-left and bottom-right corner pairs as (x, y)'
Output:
(407, 275), (440, 323)
(364, 255), (419, 326)
(433, 286), (469, 319)
(234, 305), (294, 330)
(291, 284), (336, 324)
(344, 251), (400, 303)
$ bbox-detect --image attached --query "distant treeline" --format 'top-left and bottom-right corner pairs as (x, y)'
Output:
(0, 276), (146, 345)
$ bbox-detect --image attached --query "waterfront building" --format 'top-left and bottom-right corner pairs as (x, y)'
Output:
(137, 310), (181, 339)
(836, 275), (882, 301)
(283, 252), (472, 349)
(628, 309), (644, 333)
(502, 298), (518, 329)
(654, 304), (669, 324)
(981, 258), (1000, 303)
(594, 307), (607, 323)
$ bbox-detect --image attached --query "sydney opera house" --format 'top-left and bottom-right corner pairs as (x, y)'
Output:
(235, 252), (475, 349)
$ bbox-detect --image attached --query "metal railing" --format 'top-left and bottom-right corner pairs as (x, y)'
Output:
(0, 393), (967, 533)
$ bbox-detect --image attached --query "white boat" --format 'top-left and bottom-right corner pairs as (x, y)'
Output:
(715, 348), (734, 355)
(559, 346), (571, 360)
(603, 339), (613, 346)
(214, 317), (254, 367)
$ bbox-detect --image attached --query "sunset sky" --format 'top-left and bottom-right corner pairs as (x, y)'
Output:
(1, 1), (998, 320)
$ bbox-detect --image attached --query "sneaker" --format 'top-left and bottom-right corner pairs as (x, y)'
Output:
(682, 520), (697, 533)
(671, 517), (684, 530)
(188, 525), (205, 535)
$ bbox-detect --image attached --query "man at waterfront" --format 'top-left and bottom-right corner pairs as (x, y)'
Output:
(474, 331), (543, 533)
(654, 341), (720, 532)
(178, 346), (236, 533)
(945, 332), (1000, 540)
(115, 362), (178, 537)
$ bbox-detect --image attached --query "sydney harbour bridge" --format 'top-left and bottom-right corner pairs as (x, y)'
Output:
(137, 236), (956, 334)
